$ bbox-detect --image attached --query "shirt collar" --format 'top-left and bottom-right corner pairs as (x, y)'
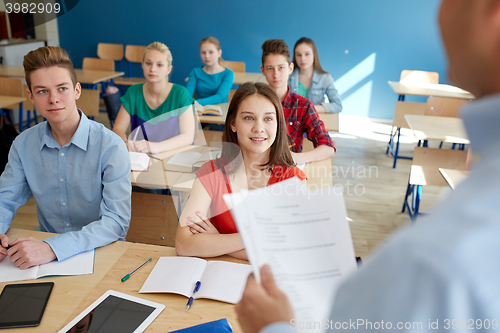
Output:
(282, 86), (292, 107)
(40, 110), (90, 151)
(461, 93), (500, 162)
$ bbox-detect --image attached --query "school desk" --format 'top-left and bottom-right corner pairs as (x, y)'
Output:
(388, 81), (474, 101)
(404, 114), (469, 145)
(387, 81), (473, 167)
(439, 168), (469, 190)
(198, 103), (340, 132)
(0, 65), (125, 85)
(0, 228), (245, 332)
(0, 96), (25, 109)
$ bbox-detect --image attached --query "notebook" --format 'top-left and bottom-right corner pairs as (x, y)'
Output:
(0, 250), (95, 283)
(139, 257), (252, 304)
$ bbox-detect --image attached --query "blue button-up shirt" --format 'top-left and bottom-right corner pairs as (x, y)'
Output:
(0, 112), (131, 261)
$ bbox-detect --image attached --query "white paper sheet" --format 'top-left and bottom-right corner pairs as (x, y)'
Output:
(223, 177), (357, 333)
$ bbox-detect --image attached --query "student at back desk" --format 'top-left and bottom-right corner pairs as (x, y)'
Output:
(186, 37), (234, 106)
(260, 39), (335, 164)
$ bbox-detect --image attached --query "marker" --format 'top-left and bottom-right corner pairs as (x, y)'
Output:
(121, 258), (152, 282)
(186, 281), (201, 310)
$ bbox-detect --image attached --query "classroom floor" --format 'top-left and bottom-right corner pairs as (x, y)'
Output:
(9, 111), (450, 259)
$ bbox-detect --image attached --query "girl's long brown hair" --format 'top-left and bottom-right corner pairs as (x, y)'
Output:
(292, 37), (328, 74)
(216, 82), (294, 174)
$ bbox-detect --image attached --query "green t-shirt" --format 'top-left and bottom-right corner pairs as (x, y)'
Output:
(297, 81), (309, 98)
(120, 83), (194, 142)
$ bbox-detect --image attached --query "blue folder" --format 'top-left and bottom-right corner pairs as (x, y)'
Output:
(170, 318), (233, 333)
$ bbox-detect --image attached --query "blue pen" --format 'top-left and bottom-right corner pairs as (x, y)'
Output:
(186, 281), (201, 310)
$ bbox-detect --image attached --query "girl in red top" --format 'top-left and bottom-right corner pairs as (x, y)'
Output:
(175, 82), (307, 260)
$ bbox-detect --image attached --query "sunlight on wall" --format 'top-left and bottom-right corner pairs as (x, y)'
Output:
(335, 53), (376, 117)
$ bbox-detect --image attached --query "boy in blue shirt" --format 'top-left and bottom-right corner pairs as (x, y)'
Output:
(0, 46), (131, 269)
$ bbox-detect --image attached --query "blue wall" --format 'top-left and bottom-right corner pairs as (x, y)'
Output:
(58, 0), (445, 119)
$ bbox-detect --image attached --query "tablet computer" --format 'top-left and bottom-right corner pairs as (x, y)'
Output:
(0, 281), (54, 329)
(58, 290), (165, 333)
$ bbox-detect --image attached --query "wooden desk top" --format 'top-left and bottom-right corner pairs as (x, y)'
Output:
(131, 145), (207, 190)
(405, 115), (470, 144)
(0, 95), (25, 108)
(1, 229), (246, 332)
(388, 81), (474, 100)
(75, 69), (125, 84)
(198, 103), (339, 132)
(0, 65), (124, 84)
(439, 168), (469, 189)
(1, 229), (131, 333)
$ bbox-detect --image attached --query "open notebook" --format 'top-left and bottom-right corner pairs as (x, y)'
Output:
(0, 250), (95, 283)
(139, 257), (252, 304)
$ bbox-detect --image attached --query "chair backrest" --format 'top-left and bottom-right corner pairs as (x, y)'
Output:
(224, 61), (245, 73)
(22, 85), (35, 111)
(125, 45), (146, 63)
(410, 147), (467, 186)
(392, 101), (426, 128)
(0, 77), (23, 97)
(76, 88), (100, 117)
(425, 96), (470, 118)
(82, 57), (115, 71)
(400, 70), (439, 85)
(97, 43), (124, 61)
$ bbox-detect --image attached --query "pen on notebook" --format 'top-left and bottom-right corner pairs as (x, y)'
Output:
(186, 281), (201, 310)
(121, 258), (152, 282)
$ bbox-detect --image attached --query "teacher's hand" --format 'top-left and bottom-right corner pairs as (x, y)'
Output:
(236, 265), (294, 333)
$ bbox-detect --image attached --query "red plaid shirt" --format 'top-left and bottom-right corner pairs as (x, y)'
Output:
(282, 87), (335, 153)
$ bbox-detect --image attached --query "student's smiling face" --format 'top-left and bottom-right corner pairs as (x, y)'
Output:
(142, 50), (172, 82)
(200, 42), (221, 67)
(230, 94), (277, 157)
(27, 66), (81, 127)
(294, 43), (314, 71)
(260, 54), (294, 91)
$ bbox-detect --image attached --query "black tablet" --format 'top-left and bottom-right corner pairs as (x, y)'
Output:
(0, 282), (54, 329)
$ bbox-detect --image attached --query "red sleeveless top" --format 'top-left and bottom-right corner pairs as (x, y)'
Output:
(195, 160), (307, 234)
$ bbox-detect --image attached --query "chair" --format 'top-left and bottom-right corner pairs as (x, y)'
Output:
(0, 77), (33, 132)
(97, 43), (124, 71)
(82, 57), (115, 92)
(82, 57), (115, 72)
(224, 60), (245, 73)
(114, 45), (146, 86)
(399, 70), (439, 86)
(76, 89), (100, 120)
(402, 147), (467, 222)
(425, 96), (469, 118)
(224, 61), (245, 102)
(387, 70), (439, 168)
(421, 96), (471, 150)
